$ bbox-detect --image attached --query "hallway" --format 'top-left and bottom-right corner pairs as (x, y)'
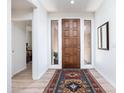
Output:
(12, 64), (115, 93)
(10, 0), (116, 92)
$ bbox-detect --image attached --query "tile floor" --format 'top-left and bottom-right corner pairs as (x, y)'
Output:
(12, 63), (116, 93)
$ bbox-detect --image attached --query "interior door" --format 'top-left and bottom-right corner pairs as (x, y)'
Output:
(12, 21), (26, 76)
(62, 19), (80, 68)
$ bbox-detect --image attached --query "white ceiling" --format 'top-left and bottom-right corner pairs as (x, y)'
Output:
(12, 0), (103, 13)
(12, 0), (35, 10)
(40, 0), (103, 13)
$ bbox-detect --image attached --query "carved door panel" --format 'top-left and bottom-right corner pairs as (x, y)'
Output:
(62, 19), (80, 68)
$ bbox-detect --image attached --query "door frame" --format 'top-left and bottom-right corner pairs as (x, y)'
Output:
(49, 17), (94, 69)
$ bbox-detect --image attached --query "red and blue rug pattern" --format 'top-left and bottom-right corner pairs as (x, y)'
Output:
(43, 69), (106, 93)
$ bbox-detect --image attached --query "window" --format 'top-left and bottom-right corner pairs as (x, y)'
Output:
(84, 20), (92, 64)
(51, 20), (58, 64)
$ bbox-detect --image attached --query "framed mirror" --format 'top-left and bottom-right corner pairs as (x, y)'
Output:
(97, 22), (109, 50)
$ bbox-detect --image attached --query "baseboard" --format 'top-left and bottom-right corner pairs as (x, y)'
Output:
(38, 68), (48, 79)
(49, 65), (62, 69)
(95, 67), (116, 88)
(12, 66), (26, 77)
(81, 65), (94, 69)
(33, 68), (48, 80)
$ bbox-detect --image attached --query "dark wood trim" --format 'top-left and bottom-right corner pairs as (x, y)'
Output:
(97, 22), (109, 50)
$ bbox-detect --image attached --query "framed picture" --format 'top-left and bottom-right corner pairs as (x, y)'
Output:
(97, 22), (109, 50)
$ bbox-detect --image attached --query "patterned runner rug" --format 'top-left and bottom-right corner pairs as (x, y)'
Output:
(43, 69), (106, 93)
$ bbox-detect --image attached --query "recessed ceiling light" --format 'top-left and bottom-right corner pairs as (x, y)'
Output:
(70, 0), (75, 4)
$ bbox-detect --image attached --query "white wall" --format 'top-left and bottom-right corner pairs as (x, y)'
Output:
(12, 9), (33, 21)
(12, 21), (26, 76)
(48, 12), (95, 69)
(7, 0), (12, 92)
(32, 1), (48, 80)
(95, 0), (116, 87)
(48, 12), (94, 19)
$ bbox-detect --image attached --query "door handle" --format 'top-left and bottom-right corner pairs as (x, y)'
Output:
(12, 50), (14, 53)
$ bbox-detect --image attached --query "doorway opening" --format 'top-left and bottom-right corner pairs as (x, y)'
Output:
(50, 19), (93, 68)
(25, 21), (32, 70)
(26, 20), (32, 70)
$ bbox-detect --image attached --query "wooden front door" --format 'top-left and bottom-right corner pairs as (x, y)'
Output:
(62, 19), (80, 68)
